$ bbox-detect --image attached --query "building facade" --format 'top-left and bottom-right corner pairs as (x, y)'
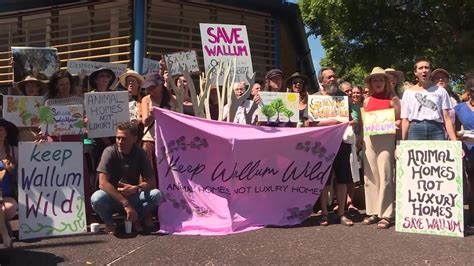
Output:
(0, 0), (316, 91)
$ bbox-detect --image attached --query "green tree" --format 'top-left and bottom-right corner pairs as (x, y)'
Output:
(260, 105), (276, 122)
(282, 108), (295, 121)
(270, 98), (287, 123)
(300, 0), (474, 82)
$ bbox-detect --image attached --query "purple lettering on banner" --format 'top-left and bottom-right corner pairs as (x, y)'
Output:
(154, 108), (347, 235)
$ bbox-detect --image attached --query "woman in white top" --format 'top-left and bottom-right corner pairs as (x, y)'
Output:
(400, 59), (456, 141)
(141, 73), (175, 182)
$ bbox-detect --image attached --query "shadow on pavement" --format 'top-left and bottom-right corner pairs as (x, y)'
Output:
(0, 248), (65, 265)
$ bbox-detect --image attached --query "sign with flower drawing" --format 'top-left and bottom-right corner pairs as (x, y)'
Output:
(307, 95), (349, 122)
(3, 96), (44, 127)
(154, 108), (347, 235)
(18, 142), (86, 240)
(255, 92), (299, 123)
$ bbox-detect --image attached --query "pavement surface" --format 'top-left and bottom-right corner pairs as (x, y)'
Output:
(2, 211), (474, 265)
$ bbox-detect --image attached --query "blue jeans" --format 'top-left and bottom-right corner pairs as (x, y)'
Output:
(91, 189), (162, 225)
(408, 120), (446, 140)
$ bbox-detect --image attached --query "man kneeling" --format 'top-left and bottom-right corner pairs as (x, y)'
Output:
(91, 122), (161, 234)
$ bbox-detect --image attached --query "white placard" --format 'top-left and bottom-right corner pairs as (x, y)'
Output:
(396, 141), (464, 237)
(84, 91), (129, 138)
(2, 96), (44, 127)
(199, 23), (253, 83)
(164, 50), (199, 77)
(40, 105), (84, 136)
(142, 58), (161, 75)
(307, 95), (349, 122)
(67, 60), (127, 77)
(18, 142), (86, 240)
(256, 92), (299, 123)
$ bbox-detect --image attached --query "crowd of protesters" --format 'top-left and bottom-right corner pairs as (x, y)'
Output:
(1, 55), (474, 243)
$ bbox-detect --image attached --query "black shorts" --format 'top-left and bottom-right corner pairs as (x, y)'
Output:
(326, 142), (353, 185)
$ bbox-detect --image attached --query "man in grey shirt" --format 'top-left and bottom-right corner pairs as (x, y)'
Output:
(91, 122), (161, 234)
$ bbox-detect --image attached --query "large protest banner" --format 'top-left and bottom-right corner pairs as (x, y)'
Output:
(3, 95), (44, 127)
(12, 46), (60, 82)
(67, 60), (127, 78)
(396, 141), (464, 237)
(18, 142), (86, 240)
(164, 50), (200, 77)
(84, 91), (129, 138)
(256, 92), (299, 123)
(39, 105), (84, 136)
(199, 23), (253, 83)
(154, 108), (347, 235)
(307, 95), (349, 122)
(362, 108), (396, 136)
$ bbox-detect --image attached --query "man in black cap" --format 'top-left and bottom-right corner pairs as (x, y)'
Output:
(264, 69), (284, 92)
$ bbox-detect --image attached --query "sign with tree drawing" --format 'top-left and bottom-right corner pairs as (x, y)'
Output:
(256, 92), (299, 123)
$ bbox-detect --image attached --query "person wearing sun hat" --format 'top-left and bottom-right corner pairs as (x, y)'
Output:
(119, 69), (146, 125)
(384, 68), (405, 98)
(360, 67), (400, 229)
(400, 59), (456, 141)
(17, 75), (46, 96)
(89, 68), (116, 92)
(264, 68), (284, 92)
(88, 67), (117, 191)
(0, 118), (19, 248)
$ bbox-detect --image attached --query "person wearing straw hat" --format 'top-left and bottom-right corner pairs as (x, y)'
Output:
(0, 118), (19, 248)
(16, 76), (46, 142)
(119, 70), (145, 124)
(361, 67), (400, 229)
(17, 75), (46, 96)
(384, 68), (405, 98)
(400, 59), (456, 141)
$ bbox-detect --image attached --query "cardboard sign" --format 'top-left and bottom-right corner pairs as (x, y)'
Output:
(362, 108), (396, 136)
(396, 141), (464, 237)
(154, 108), (347, 235)
(40, 105), (84, 136)
(2, 96), (44, 127)
(12, 46), (60, 82)
(18, 142), (86, 240)
(256, 92), (299, 123)
(142, 58), (160, 75)
(199, 23), (253, 83)
(84, 91), (129, 138)
(164, 50), (199, 77)
(67, 60), (127, 77)
(307, 95), (349, 122)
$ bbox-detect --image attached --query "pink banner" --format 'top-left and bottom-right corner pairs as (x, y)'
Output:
(154, 108), (347, 235)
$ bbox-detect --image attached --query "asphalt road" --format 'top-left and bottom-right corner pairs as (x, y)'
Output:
(2, 212), (474, 265)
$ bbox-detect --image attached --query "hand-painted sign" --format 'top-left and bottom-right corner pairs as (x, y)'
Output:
(396, 141), (464, 237)
(199, 23), (253, 83)
(18, 142), (86, 240)
(84, 91), (129, 138)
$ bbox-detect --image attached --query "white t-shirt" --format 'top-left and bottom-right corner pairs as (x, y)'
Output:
(223, 100), (254, 124)
(400, 86), (452, 123)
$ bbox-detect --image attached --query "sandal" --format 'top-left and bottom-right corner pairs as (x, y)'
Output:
(362, 215), (379, 225)
(377, 218), (393, 229)
(320, 215), (329, 226)
(339, 215), (354, 226)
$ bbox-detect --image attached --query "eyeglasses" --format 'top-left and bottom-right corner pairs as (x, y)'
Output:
(292, 80), (305, 85)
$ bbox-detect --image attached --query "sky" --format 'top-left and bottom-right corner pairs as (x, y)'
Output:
(307, 34), (324, 75)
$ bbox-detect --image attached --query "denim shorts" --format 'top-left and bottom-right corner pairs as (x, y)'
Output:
(408, 120), (446, 140)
